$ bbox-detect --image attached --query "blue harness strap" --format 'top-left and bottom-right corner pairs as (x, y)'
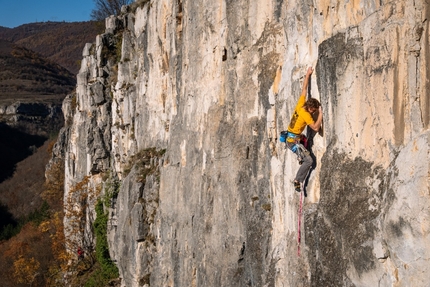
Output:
(287, 131), (300, 142)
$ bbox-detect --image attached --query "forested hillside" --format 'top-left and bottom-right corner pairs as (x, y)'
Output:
(0, 39), (75, 100)
(0, 21), (103, 75)
(0, 21), (103, 287)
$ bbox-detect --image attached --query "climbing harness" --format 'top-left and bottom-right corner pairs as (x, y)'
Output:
(297, 189), (303, 256)
(287, 132), (308, 147)
(279, 131), (303, 144)
(279, 131), (309, 164)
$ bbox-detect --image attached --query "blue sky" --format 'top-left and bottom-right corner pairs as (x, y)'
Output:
(0, 0), (95, 28)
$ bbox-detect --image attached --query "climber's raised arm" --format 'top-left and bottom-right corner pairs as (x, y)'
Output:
(301, 67), (313, 96)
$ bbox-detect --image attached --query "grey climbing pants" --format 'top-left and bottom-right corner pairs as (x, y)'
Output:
(286, 142), (313, 183)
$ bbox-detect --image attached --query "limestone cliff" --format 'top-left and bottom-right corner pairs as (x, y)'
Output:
(51, 0), (430, 286)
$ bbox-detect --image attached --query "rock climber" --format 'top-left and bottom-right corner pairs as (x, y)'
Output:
(77, 246), (84, 260)
(286, 67), (323, 192)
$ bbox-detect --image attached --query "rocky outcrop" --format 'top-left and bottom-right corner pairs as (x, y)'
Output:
(52, 0), (429, 286)
(0, 101), (63, 135)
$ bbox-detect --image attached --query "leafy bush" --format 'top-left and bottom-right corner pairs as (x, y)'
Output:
(101, 34), (123, 65)
(103, 175), (120, 209)
(86, 199), (119, 287)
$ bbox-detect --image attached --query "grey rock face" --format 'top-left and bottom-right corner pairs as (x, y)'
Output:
(0, 101), (63, 135)
(54, 0), (430, 286)
(110, 165), (160, 287)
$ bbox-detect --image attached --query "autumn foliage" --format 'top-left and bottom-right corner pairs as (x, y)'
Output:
(0, 136), (122, 286)
(0, 140), (67, 286)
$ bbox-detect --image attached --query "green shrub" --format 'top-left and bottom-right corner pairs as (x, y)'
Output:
(26, 201), (50, 225)
(101, 34), (123, 65)
(103, 176), (120, 209)
(86, 199), (119, 287)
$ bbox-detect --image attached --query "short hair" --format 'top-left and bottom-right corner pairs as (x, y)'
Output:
(303, 98), (321, 109)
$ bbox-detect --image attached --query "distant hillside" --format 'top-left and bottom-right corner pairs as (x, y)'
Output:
(0, 39), (76, 101)
(0, 123), (46, 185)
(0, 21), (104, 287)
(0, 21), (103, 75)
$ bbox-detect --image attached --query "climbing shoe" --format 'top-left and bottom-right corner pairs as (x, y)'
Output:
(294, 181), (301, 192)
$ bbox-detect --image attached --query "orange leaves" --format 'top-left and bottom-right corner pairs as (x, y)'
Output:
(38, 211), (69, 272)
(42, 158), (65, 212)
(0, 222), (47, 286)
(13, 255), (40, 285)
(64, 175), (100, 261)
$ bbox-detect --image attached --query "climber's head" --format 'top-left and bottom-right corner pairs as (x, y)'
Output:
(303, 98), (320, 113)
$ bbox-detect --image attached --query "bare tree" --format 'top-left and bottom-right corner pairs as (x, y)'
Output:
(90, 0), (133, 21)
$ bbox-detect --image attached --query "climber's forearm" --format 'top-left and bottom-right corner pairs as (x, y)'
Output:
(301, 75), (310, 96)
(301, 67), (313, 96)
(309, 111), (323, 131)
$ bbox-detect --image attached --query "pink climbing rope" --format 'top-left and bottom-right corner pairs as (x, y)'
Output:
(297, 190), (303, 256)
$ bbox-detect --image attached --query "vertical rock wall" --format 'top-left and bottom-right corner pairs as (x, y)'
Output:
(52, 0), (430, 286)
